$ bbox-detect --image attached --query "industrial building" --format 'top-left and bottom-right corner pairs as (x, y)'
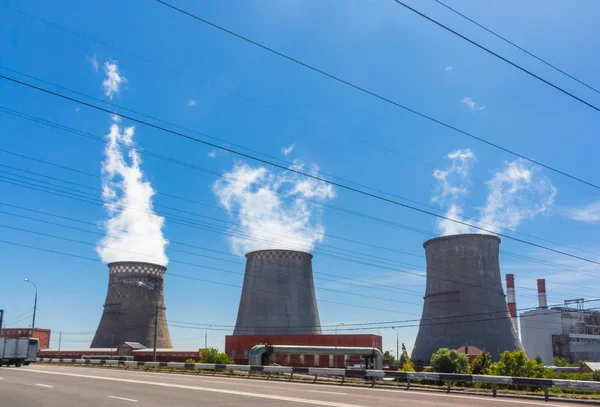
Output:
(91, 261), (172, 349)
(39, 342), (201, 362)
(226, 334), (382, 367)
(520, 280), (600, 364)
(411, 234), (522, 363)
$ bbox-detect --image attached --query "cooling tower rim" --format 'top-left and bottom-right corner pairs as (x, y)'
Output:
(245, 249), (313, 259)
(423, 233), (501, 248)
(108, 261), (167, 270)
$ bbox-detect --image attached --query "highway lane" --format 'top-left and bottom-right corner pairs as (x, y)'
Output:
(0, 364), (586, 406)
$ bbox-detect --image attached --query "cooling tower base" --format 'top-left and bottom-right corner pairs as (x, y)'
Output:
(91, 261), (172, 348)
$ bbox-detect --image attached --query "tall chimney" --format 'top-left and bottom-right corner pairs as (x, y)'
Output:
(537, 279), (548, 309)
(506, 274), (519, 337)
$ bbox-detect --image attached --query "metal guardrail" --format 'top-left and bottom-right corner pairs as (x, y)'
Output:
(36, 358), (600, 401)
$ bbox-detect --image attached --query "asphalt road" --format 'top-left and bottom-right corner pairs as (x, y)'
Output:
(0, 364), (588, 406)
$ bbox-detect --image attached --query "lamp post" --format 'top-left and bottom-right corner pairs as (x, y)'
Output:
(205, 325), (211, 349)
(334, 322), (344, 368)
(391, 327), (399, 368)
(24, 279), (37, 338)
(138, 281), (163, 363)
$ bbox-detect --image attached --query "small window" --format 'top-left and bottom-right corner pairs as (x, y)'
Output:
(243, 350), (249, 358)
(231, 350), (236, 358)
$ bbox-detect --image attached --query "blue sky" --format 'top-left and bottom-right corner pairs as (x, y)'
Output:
(1, 0), (599, 356)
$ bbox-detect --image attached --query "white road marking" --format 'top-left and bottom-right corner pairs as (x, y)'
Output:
(308, 390), (347, 395)
(11, 366), (574, 407)
(12, 369), (364, 407)
(107, 396), (138, 402)
(35, 383), (54, 388)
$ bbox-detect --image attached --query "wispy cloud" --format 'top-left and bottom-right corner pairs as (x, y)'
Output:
(567, 201), (600, 223)
(188, 99), (196, 107)
(213, 162), (335, 255)
(90, 55), (99, 72)
(445, 65), (453, 71)
(208, 150), (217, 158)
(102, 60), (127, 99)
(96, 116), (169, 266)
(461, 96), (485, 111)
(281, 143), (297, 156)
(478, 160), (557, 233)
(432, 150), (556, 236)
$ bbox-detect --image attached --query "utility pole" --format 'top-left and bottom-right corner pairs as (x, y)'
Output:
(24, 279), (38, 337)
(0, 310), (4, 336)
(392, 327), (399, 367)
(138, 281), (164, 363)
(204, 325), (211, 349)
(58, 327), (62, 359)
(334, 322), (344, 368)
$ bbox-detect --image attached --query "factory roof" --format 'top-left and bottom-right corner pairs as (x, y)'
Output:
(123, 342), (147, 350)
(455, 345), (483, 356)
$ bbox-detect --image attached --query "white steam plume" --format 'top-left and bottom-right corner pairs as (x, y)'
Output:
(432, 148), (475, 235)
(213, 162), (335, 255)
(96, 117), (169, 265)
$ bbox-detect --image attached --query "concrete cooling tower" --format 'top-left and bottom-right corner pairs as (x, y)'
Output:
(411, 234), (522, 362)
(233, 250), (321, 335)
(91, 261), (172, 348)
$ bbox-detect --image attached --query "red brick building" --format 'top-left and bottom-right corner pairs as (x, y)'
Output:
(226, 334), (382, 367)
(1, 328), (51, 349)
(38, 342), (202, 362)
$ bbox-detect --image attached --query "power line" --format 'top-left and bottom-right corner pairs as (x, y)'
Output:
(3, 108), (599, 267)
(3, 170), (598, 296)
(392, 0), (600, 112)
(0, 3), (436, 171)
(153, 0), (600, 191)
(431, 0), (600, 96)
(2, 74), (600, 267)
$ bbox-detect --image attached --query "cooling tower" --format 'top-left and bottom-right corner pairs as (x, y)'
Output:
(411, 234), (522, 362)
(233, 250), (321, 335)
(91, 261), (172, 348)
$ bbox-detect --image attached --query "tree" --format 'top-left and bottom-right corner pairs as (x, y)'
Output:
(383, 350), (397, 366)
(487, 350), (548, 378)
(200, 347), (232, 364)
(552, 357), (572, 367)
(429, 348), (469, 374)
(470, 350), (491, 375)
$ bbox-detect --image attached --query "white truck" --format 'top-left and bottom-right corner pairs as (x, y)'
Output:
(0, 337), (39, 367)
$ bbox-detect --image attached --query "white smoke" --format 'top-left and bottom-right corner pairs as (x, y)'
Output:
(213, 162), (335, 255)
(432, 149), (556, 236)
(432, 148), (475, 235)
(96, 117), (169, 265)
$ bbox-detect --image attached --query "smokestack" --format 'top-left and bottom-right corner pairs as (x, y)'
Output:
(537, 279), (548, 309)
(233, 250), (321, 335)
(506, 274), (519, 337)
(411, 234), (522, 362)
(91, 261), (172, 348)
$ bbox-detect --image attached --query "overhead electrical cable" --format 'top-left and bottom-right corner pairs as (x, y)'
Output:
(431, 0), (600, 96)
(154, 0), (600, 190)
(1, 75), (599, 267)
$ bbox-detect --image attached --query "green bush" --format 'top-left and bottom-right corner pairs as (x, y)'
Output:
(185, 358), (196, 364)
(429, 348), (469, 374)
(200, 347), (232, 364)
(593, 370), (600, 382)
(486, 350), (548, 378)
(470, 350), (491, 375)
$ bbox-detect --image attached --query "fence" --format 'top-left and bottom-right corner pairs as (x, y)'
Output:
(36, 358), (600, 401)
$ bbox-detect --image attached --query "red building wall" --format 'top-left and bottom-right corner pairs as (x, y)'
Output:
(225, 334), (382, 366)
(1, 328), (51, 349)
